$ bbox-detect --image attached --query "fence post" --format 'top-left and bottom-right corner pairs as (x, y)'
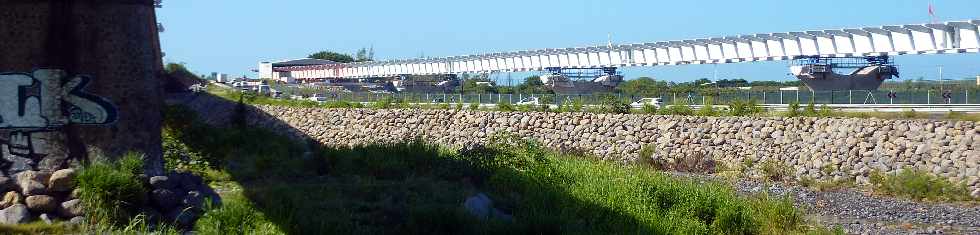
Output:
(927, 90), (931, 104)
(848, 90), (853, 104)
(762, 92), (766, 104)
(966, 90), (969, 104)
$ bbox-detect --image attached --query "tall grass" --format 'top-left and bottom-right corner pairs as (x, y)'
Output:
(870, 169), (974, 202)
(76, 153), (148, 228)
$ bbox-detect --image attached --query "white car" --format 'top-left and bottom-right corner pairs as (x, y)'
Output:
(516, 97), (540, 105)
(630, 98), (663, 108)
(308, 94), (328, 102)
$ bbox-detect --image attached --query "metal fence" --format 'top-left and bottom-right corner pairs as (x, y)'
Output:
(269, 84), (980, 105)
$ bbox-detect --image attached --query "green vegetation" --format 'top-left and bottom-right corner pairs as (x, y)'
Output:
(657, 101), (694, 116)
(759, 160), (792, 182)
(728, 99), (763, 117)
(870, 169), (974, 202)
(76, 153), (149, 227)
(150, 104), (827, 234)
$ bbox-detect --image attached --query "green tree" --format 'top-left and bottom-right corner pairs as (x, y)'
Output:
(308, 51), (354, 63)
(616, 77), (669, 96)
(355, 47), (374, 62)
(516, 76), (552, 94)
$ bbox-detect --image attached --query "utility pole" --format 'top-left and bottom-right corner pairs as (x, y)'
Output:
(939, 65), (944, 91)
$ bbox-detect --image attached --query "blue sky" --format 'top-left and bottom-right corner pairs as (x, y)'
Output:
(158, 0), (980, 82)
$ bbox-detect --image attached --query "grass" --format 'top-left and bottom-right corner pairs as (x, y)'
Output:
(76, 153), (149, 228)
(869, 169), (975, 202)
(154, 103), (825, 234)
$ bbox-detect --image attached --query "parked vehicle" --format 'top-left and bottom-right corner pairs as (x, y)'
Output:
(630, 98), (663, 108)
(516, 97), (540, 105)
(308, 94), (328, 102)
(431, 98), (445, 103)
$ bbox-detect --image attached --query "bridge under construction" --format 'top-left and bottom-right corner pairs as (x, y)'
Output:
(260, 19), (980, 91)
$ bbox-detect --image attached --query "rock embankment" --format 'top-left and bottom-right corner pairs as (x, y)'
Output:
(236, 106), (980, 195)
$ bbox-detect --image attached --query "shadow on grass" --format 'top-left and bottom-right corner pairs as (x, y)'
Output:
(165, 92), (661, 234)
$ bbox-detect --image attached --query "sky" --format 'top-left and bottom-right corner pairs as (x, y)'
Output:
(158, 0), (980, 82)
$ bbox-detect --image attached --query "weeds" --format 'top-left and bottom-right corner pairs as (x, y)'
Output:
(784, 101), (801, 117)
(76, 153), (149, 228)
(728, 99), (763, 117)
(759, 160), (792, 182)
(870, 168), (974, 202)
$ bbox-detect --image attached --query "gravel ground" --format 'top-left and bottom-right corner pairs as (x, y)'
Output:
(674, 173), (980, 235)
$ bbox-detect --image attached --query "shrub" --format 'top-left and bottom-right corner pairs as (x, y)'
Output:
(370, 97), (400, 109)
(803, 101), (818, 116)
(195, 196), (279, 234)
(784, 101), (801, 117)
(657, 102), (694, 116)
(901, 109), (919, 119)
(695, 102), (720, 117)
(469, 102), (480, 110)
(637, 145), (663, 169)
(496, 102), (515, 112)
(641, 103), (658, 114)
(76, 153), (149, 227)
(759, 160), (791, 182)
(728, 99), (763, 117)
(817, 104), (834, 117)
(869, 168), (973, 202)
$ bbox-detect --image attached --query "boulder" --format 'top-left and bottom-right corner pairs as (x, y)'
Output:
(47, 169), (76, 192)
(0, 191), (22, 209)
(25, 195), (57, 213)
(14, 171), (49, 196)
(68, 216), (85, 225)
(39, 213), (53, 225)
(60, 199), (84, 218)
(0, 204), (30, 224)
(149, 176), (175, 190)
(462, 193), (513, 222)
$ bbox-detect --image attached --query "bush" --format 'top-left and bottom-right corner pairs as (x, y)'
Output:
(657, 102), (694, 116)
(759, 160), (791, 182)
(370, 97), (401, 109)
(469, 102), (480, 110)
(695, 102), (720, 117)
(817, 104), (834, 117)
(784, 101), (801, 117)
(728, 99), (763, 117)
(641, 104), (658, 114)
(76, 153), (149, 227)
(870, 168), (973, 202)
(803, 101), (818, 116)
(496, 102), (515, 112)
(901, 109), (919, 119)
(195, 196), (279, 235)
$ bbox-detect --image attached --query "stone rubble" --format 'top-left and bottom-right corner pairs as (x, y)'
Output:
(242, 106), (980, 194)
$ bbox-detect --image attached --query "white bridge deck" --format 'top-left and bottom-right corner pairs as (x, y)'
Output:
(277, 19), (980, 79)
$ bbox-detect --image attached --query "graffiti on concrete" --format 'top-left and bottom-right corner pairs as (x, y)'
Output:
(0, 69), (117, 167)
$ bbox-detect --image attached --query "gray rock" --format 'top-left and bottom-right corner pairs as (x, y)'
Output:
(183, 191), (204, 209)
(463, 193), (493, 219)
(149, 176), (176, 189)
(14, 171), (48, 196)
(46, 169), (76, 192)
(0, 204), (30, 224)
(60, 199), (84, 218)
(68, 216), (85, 225)
(25, 195), (57, 213)
(151, 189), (180, 210)
(39, 213), (53, 225)
(462, 193), (513, 222)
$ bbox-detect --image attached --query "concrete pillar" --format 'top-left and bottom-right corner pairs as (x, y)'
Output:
(0, 0), (165, 175)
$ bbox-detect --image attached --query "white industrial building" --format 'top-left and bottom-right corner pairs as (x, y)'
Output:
(258, 58), (338, 83)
